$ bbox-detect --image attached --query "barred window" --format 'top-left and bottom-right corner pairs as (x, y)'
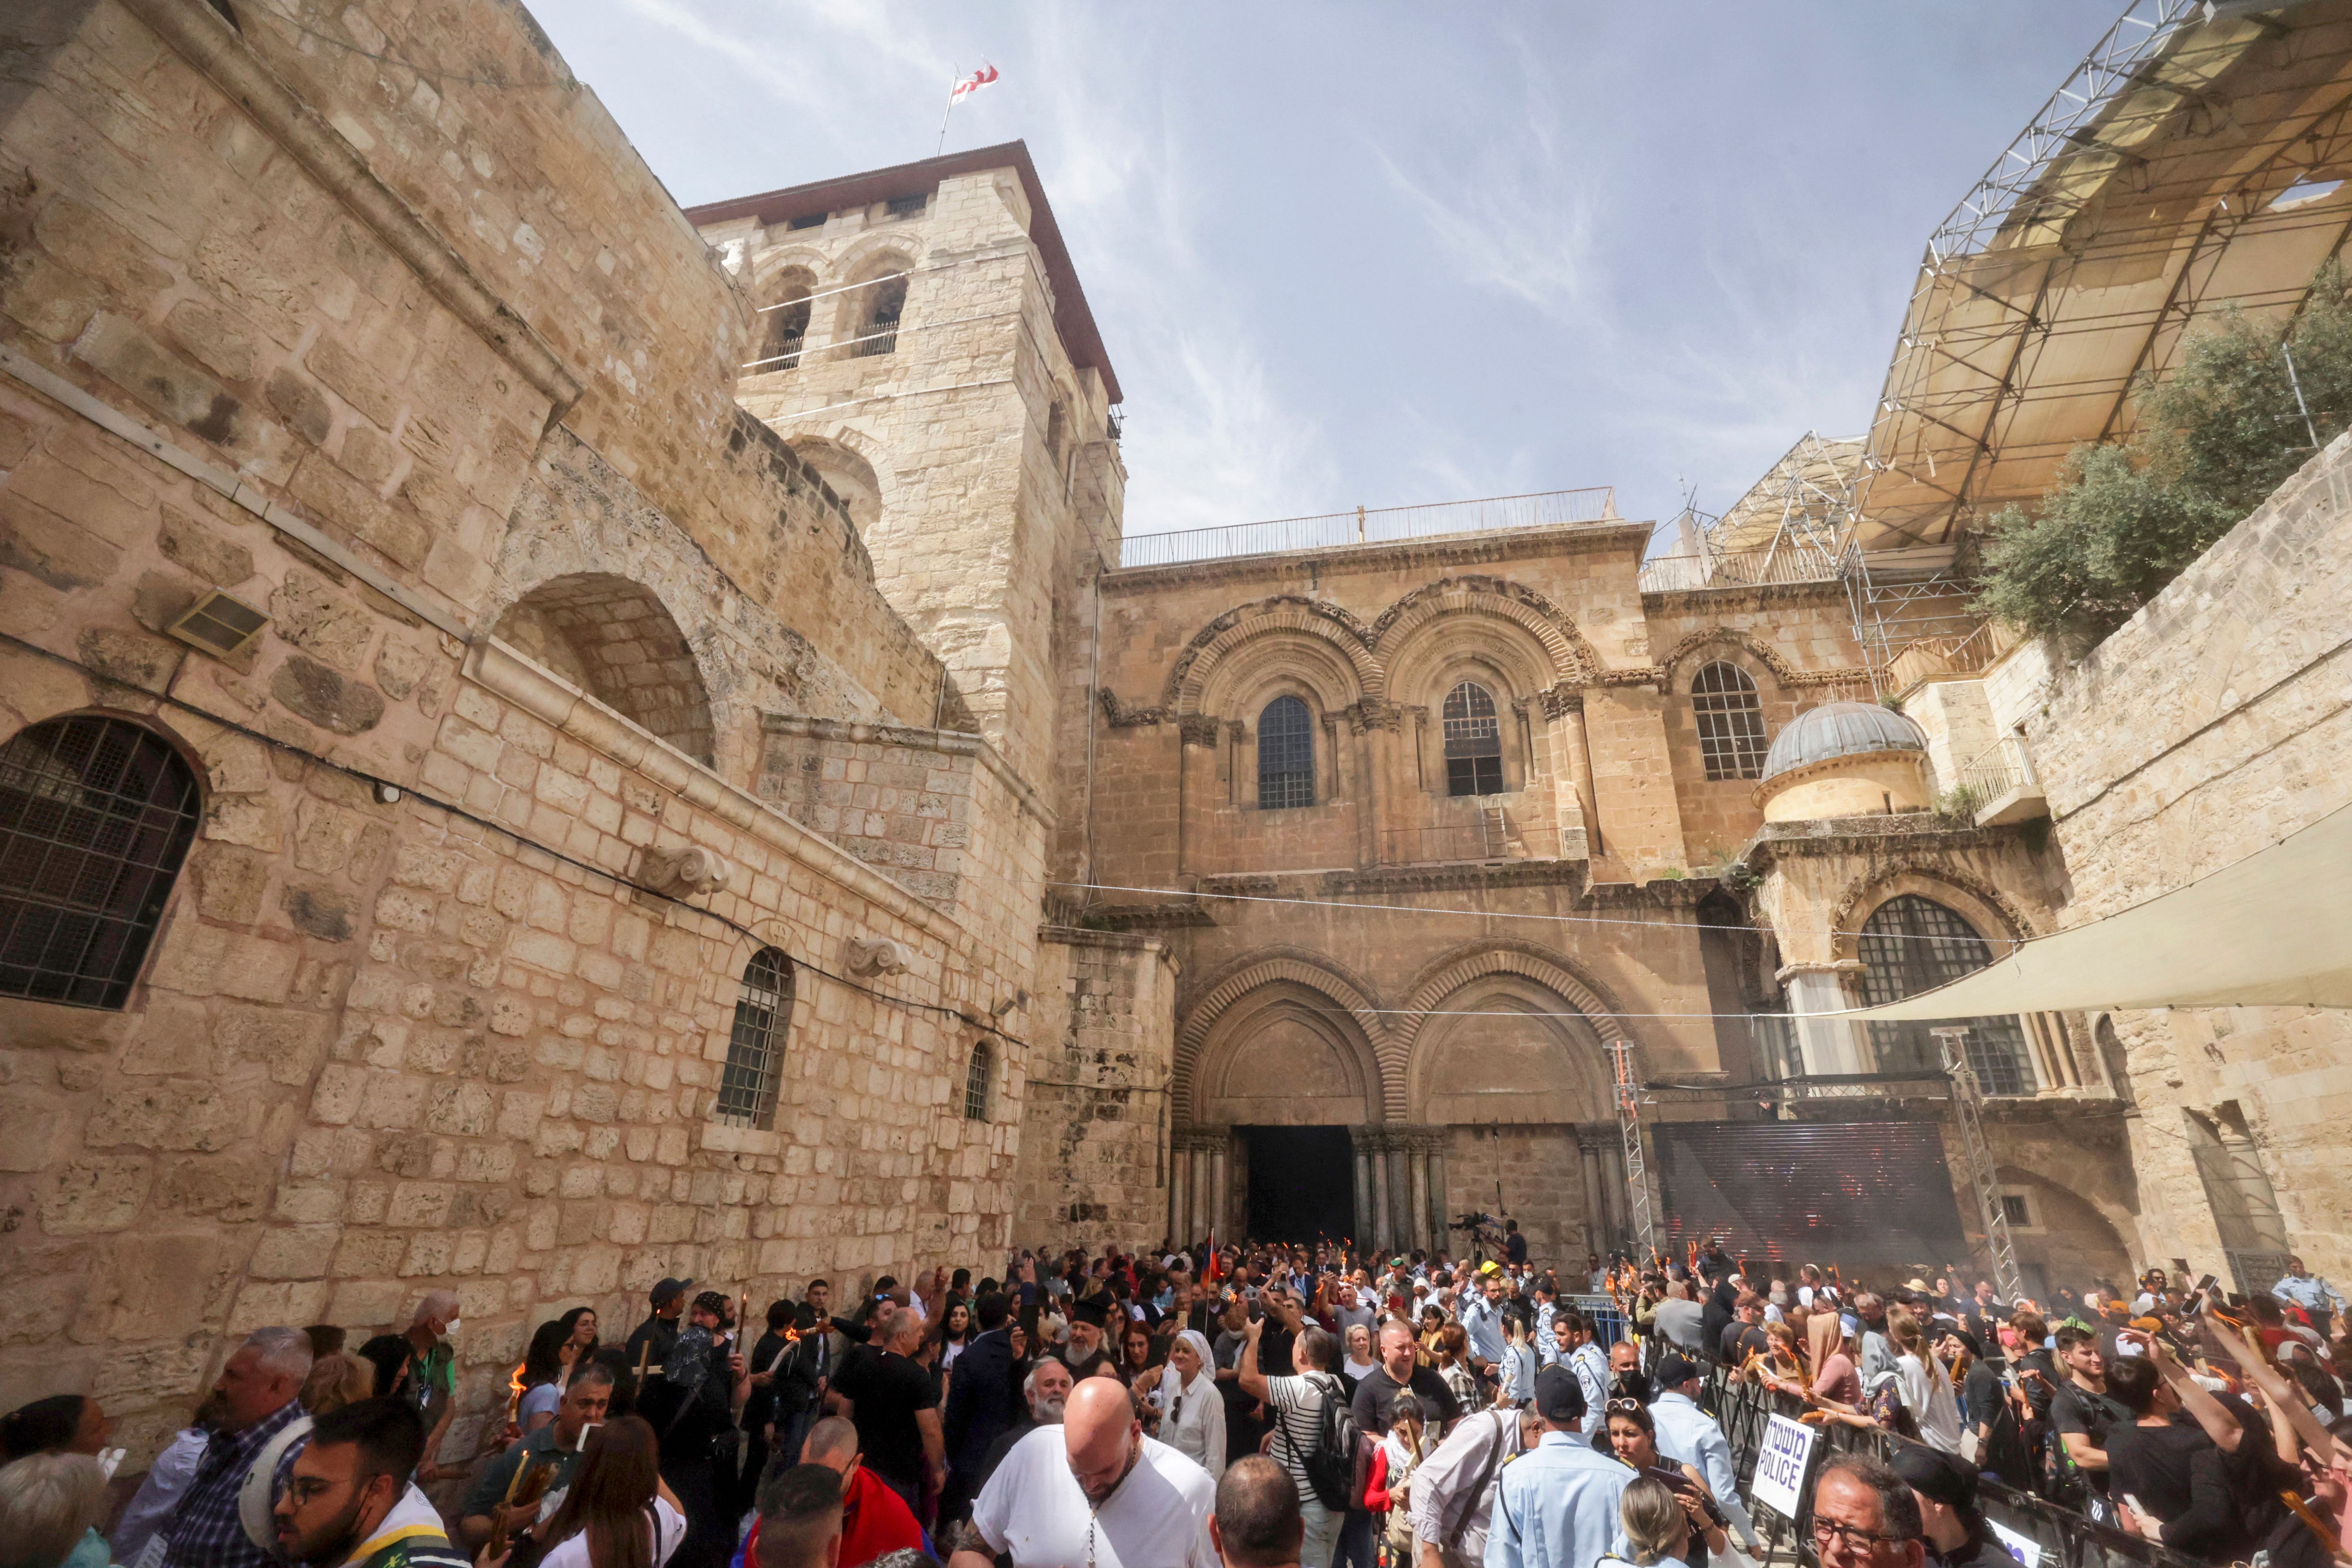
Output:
(0, 715), (201, 1010)
(853, 273), (906, 358)
(759, 268), (814, 371)
(715, 947), (794, 1127)
(1442, 681), (1503, 797)
(1691, 661), (1768, 780)
(964, 1040), (992, 1121)
(1858, 894), (2034, 1094)
(1257, 696), (1314, 809)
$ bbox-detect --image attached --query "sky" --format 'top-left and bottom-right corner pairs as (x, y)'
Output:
(534, 1), (2133, 544)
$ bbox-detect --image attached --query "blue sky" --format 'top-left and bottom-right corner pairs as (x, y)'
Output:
(535, 2), (2129, 542)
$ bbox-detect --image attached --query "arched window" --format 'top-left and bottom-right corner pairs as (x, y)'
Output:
(852, 271), (907, 358)
(1257, 696), (1314, 809)
(715, 947), (794, 1127)
(1691, 661), (1768, 780)
(0, 715), (201, 1010)
(964, 1040), (992, 1121)
(1442, 681), (1504, 796)
(1856, 895), (2032, 1093)
(759, 268), (814, 370)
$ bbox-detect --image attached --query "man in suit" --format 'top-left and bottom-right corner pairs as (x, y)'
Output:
(939, 1289), (1023, 1526)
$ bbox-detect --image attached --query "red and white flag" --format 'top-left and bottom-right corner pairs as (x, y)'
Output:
(950, 64), (999, 104)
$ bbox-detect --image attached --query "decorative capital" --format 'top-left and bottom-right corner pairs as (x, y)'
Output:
(1540, 684), (1585, 719)
(1178, 714), (1222, 747)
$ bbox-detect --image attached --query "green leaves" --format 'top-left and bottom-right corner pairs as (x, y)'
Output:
(1974, 260), (2352, 641)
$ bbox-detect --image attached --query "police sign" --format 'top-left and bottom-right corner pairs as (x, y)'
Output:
(1749, 1413), (1817, 1520)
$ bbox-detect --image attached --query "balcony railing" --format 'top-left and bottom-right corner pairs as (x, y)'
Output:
(1888, 619), (2013, 691)
(1377, 813), (1560, 864)
(1119, 487), (1616, 568)
(1636, 542), (1845, 594)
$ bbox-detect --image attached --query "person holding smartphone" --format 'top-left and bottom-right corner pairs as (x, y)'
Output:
(1598, 1398), (1726, 1566)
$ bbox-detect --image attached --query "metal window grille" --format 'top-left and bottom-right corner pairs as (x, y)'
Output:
(0, 715), (202, 1010)
(2000, 1193), (2032, 1226)
(1690, 661), (1768, 780)
(1857, 895), (2033, 1093)
(964, 1041), (991, 1121)
(886, 193), (928, 218)
(853, 276), (906, 358)
(1442, 681), (1503, 797)
(787, 212), (827, 231)
(715, 948), (794, 1127)
(1257, 696), (1314, 809)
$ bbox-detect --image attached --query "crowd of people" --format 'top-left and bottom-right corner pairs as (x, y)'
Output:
(2, 1236), (2349, 1568)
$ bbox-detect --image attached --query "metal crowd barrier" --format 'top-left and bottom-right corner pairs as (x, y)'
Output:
(1567, 1293), (1629, 1348)
(1695, 1368), (2204, 1568)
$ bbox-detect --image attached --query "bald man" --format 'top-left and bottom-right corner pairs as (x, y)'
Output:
(954, 1378), (1216, 1568)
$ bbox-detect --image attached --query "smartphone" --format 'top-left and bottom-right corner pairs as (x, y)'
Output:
(2182, 1274), (2220, 1317)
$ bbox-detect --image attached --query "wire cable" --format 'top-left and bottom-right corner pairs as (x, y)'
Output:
(0, 631), (1033, 1052)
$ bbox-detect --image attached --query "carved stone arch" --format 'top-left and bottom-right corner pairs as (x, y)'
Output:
(1370, 577), (1601, 686)
(1828, 862), (2045, 967)
(1175, 950), (1397, 1121)
(1656, 627), (1800, 692)
(1395, 943), (1629, 1126)
(828, 241), (919, 341)
(1163, 598), (1383, 714)
(1382, 610), (1559, 713)
(747, 244), (828, 293)
(786, 428), (895, 541)
(492, 572), (719, 768)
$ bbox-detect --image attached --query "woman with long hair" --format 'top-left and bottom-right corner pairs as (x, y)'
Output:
(536, 1416), (685, 1568)
(518, 1319), (571, 1435)
(556, 1308), (601, 1389)
(1367, 1391), (1433, 1565)
(1119, 1319), (1161, 1381)
(1151, 1330), (1226, 1482)
(1602, 1403), (1728, 1566)
(1434, 1324), (1479, 1412)
(1615, 1475), (1719, 1568)
(1498, 1314), (1538, 1407)
(1887, 1308), (1965, 1455)
(929, 1300), (972, 1400)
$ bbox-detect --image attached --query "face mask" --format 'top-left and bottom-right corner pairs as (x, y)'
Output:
(444, 1318), (462, 1337)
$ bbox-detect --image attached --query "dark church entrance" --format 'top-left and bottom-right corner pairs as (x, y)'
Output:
(1241, 1125), (1356, 1243)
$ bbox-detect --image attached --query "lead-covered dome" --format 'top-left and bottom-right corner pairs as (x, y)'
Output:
(1760, 701), (1927, 783)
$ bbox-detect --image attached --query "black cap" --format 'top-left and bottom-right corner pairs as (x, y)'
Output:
(1892, 1444), (1976, 1511)
(651, 1277), (693, 1306)
(1068, 1295), (1111, 1328)
(1655, 1353), (1700, 1387)
(1535, 1364), (1587, 1422)
(692, 1289), (730, 1318)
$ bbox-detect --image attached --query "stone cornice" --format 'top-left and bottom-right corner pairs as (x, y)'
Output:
(1038, 924), (1178, 958)
(1745, 814), (2011, 864)
(1639, 579), (1852, 612)
(759, 711), (1054, 826)
(1101, 520), (1653, 593)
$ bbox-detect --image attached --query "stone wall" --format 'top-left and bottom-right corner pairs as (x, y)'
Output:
(2002, 428), (2352, 1279)
(0, 0), (1049, 1478)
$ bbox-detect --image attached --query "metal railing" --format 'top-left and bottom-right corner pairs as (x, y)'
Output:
(1118, 487), (1616, 568)
(1951, 734), (2040, 803)
(1637, 542), (1847, 594)
(848, 319), (900, 358)
(1888, 619), (2012, 691)
(1697, 1368), (2205, 1568)
(1376, 814), (1560, 864)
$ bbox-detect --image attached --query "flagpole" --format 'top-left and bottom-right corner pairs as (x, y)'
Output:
(936, 69), (957, 156)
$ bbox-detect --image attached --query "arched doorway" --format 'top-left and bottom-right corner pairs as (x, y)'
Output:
(493, 574), (715, 766)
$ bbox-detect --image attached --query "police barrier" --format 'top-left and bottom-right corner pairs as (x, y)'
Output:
(1568, 1294), (1629, 1348)
(1698, 1368), (2204, 1568)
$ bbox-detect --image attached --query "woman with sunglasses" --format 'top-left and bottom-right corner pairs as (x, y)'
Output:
(1602, 1398), (1728, 1565)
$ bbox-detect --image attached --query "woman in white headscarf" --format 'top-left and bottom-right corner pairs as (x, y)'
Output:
(1151, 1329), (1226, 1481)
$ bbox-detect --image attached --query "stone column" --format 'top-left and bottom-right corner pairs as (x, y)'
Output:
(1577, 1129), (1608, 1254)
(1783, 963), (1869, 1075)
(1368, 1132), (1394, 1254)
(1544, 690), (1598, 860)
(1350, 1129), (1376, 1253)
(1210, 1137), (1231, 1242)
(1428, 1137), (1452, 1250)
(1408, 1137), (1433, 1254)
(1384, 1140), (1410, 1251)
(1170, 1137), (1194, 1247)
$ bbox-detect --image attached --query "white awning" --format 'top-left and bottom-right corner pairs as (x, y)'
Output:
(1840, 801), (2352, 1020)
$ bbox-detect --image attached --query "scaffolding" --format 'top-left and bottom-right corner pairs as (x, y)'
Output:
(1608, 1038), (1659, 1263)
(1934, 1026), (2026, 1304)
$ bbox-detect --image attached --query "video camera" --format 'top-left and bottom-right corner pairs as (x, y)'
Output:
(1451, 1210), (1498, 1231)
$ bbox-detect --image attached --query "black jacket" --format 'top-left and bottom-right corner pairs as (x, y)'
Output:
(942, 1325), (1025, 1485)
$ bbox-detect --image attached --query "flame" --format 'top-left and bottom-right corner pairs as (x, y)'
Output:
(507, 1361), (527, 1419)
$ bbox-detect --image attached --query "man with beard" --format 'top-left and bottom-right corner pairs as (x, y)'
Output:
(973, 1357), (1074, 1494)
(271, 1399), (466, 1568)
(1051, 1296), (1122, 1384)
(952, 1378), (1215, 1568)
(457, 1363), (613, 1549)
(162, 1326), (313, 1568)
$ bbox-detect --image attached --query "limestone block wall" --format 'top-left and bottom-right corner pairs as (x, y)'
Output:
(2018, 428), (2352, 1277)
(1014, 929), (1178, 1248)
(1444, 1124), (1592, 1270)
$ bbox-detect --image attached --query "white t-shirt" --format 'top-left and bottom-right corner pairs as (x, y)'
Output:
(539, 1497), (685, 1568)
(971, 1426), (1216, 1568)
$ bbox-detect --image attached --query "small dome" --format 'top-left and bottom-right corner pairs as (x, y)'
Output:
(1760, 701), (1927, 783)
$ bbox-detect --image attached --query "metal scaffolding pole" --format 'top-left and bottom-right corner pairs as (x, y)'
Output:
(1608, 1038), (1658, 1263)
(1934, 1026), (2024, 1303)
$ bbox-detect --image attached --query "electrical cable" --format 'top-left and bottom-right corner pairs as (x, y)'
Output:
(0, 631), (1033, 1052)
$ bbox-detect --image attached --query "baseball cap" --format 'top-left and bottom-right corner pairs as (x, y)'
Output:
(1655, 1352), (1699, 1387)
(650, 1277), (693, 1307)
(1892, 1444), (1975, 1511)
(1534, 1364), (1587, 1423)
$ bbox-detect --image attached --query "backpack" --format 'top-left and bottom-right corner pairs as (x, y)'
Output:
(1283, 1371), (1360, 1512)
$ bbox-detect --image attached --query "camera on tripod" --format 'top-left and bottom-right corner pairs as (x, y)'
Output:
(1450, 1210), (1497, 1231)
